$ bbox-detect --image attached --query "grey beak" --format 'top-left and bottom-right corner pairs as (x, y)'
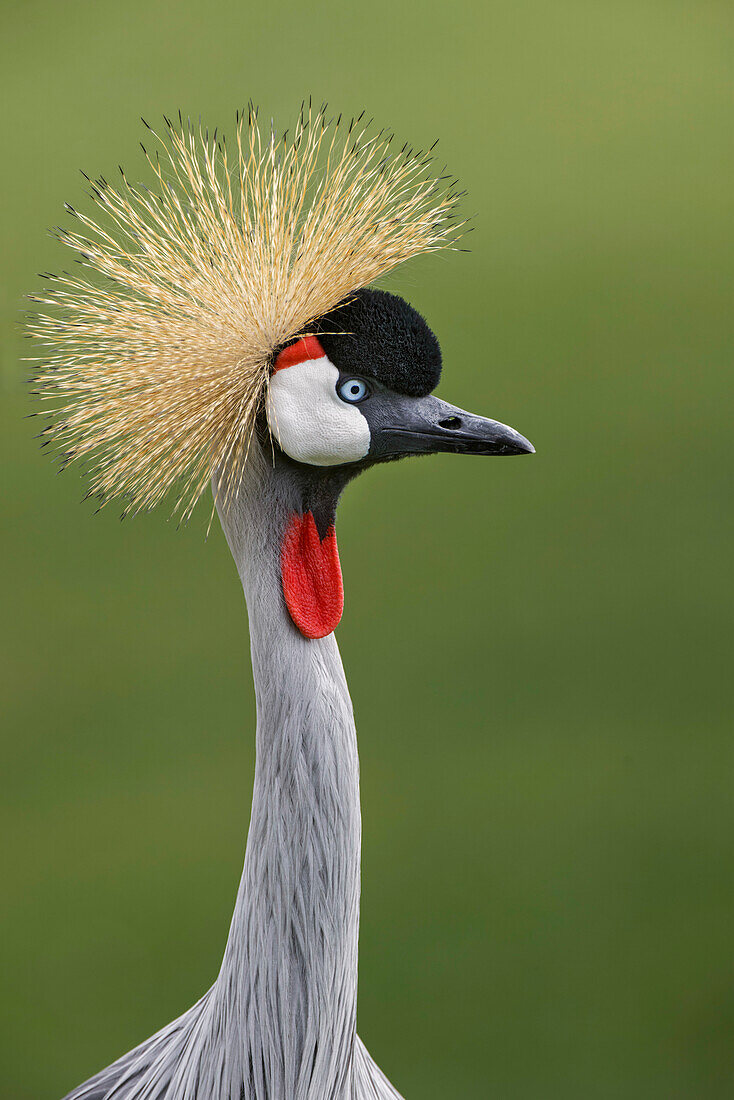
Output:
(364, 393), (535, 460)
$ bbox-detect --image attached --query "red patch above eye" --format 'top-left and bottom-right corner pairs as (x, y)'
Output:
(281, 511), (343, 639)
(273, 335), (327, 373)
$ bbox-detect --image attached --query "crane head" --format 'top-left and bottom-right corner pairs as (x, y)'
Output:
(265, 288), (534, 640)
(30, 108), (534, 640)
(267, 289), (534, 470)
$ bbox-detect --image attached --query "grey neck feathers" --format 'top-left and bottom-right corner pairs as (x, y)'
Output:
(64, 443), (404, 1100)
(211, 444), (361, 1099)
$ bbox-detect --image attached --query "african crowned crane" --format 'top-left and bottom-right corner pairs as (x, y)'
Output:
(31, 106), (533, 1100)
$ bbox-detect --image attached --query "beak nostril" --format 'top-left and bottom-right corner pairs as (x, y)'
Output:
(438, 416), (462, 430)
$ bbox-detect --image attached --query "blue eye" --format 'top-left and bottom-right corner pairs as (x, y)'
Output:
(337, 377), (370, 404)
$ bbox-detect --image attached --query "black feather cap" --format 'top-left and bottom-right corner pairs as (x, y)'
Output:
(314, 289), (442, 397)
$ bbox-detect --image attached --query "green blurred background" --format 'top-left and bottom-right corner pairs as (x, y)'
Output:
(1, 1), (732, 1097)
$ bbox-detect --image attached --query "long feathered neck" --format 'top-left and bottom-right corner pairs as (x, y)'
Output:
(212, 444), (361, 1099)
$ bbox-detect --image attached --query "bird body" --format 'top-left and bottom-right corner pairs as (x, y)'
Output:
(31, 106), (534, 1100)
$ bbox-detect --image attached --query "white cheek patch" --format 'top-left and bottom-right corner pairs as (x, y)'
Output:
(266, 357), (371, 466)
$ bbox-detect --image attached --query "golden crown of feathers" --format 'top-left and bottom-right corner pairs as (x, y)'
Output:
(29, 104), (465, 518)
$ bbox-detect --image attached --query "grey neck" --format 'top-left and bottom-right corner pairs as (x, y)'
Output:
(211, 444), (361, 1099)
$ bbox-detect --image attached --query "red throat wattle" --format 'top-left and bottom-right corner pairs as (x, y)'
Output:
(281, 512), (344, 639)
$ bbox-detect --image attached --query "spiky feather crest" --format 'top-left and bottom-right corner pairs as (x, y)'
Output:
(29, 104), (464, 518)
